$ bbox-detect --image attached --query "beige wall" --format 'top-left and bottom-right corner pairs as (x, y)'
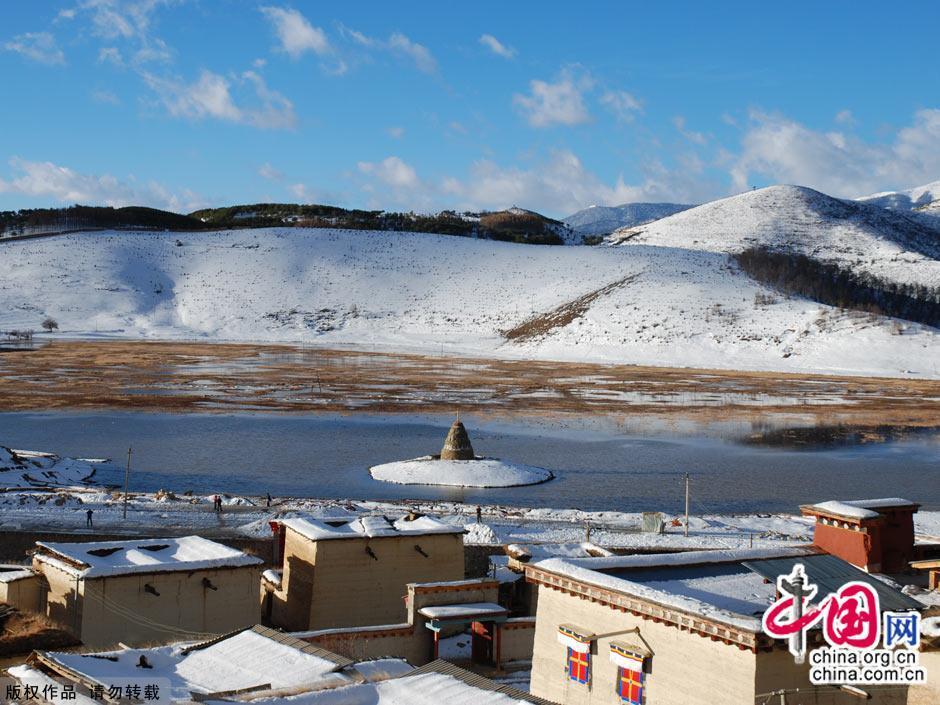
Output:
(907, 650), (939, 705)
(500, 618), (536, 664)
(36, 560), (82, 633)
(36, 560), (260, 648)
(272, 530), (465, 631)
(305, 579), (504, 667)
(308, 626), (430, 666)
(530, 586), (758, 705)
(530, 585), (912, 705)
(0, 575), (41, 613)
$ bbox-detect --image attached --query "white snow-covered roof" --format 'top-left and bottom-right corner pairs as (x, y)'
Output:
(804, 498), (918, 520)
(417, 602), (508, 620)
(281, 514), (463, 542)
(27, 627), (408, 701)
(34, 535), (263, 578)
(805, 501), (879, 520)
(532, 547), (816, 632)
(0, 564), (36, 583)
(843, 497), (918, 509)
(202, 670), (535, 705)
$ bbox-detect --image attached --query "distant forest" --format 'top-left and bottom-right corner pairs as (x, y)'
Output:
(192, 203), (571, 245)
(0, 205), (208, 234)
(0, 202), (572, 245)
(735, 246), (940, 328)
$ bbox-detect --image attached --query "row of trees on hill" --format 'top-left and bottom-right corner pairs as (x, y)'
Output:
(0, 206), (207, 236)
(192, 203), (569, 244)
(2, 203), (572, 245)
(735, 246), (940, 328)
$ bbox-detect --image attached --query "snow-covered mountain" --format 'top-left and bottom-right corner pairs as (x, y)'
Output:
(856, 181), (940, 227)
(608, 185), (940, 288)
(564, 202), (693, 237)
(858, 180), (940, 217)
(1, 206), (938, 377)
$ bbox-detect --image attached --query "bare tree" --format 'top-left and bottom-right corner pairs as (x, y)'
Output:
(41, 317), (58, 333)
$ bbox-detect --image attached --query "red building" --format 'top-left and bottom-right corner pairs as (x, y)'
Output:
(800, 498), (919, 573)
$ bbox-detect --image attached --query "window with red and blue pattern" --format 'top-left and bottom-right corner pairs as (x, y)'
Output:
(617, 666), (644, 704)
(566, 647), (590, 684)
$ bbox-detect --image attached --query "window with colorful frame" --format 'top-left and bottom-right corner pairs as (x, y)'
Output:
(566, 647), (590, 684)
(617, 666), (644, 704)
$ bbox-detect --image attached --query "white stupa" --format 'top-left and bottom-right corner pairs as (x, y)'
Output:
(369, 417), (554, 488)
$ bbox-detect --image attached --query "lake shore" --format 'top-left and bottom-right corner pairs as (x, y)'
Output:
(2, 341), (939, 434)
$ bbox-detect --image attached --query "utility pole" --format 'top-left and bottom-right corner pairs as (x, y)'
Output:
(684, 473), (690, 537)
(123, 447), (132, 520)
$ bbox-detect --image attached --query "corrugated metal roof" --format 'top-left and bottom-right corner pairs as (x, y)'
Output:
(742, 553), (923, 612)
(406, 659), (558, 704)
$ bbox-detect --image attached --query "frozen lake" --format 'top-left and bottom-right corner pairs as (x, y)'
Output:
(1, 411), (938, 513)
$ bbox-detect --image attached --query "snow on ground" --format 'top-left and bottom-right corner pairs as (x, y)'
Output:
(609, 185), (940, 289)
(0, 446), (112, 489)
(1, 218), (938, 377)
(369, 457), (553, 488)
(564, 202), (693, 236)
(0, 483), (825, 557)
(858, 179), (940, 222)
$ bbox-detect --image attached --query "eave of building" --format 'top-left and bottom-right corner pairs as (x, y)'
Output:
(525, 566), (777, 653)
(799, 508), (880, 525)
(411, 579), (499, 595)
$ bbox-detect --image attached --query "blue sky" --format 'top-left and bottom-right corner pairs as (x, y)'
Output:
(2, 1), (939, 218)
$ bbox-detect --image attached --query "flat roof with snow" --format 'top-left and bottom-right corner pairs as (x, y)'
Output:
(418, 602), (509, 621)
(21, 625), (412, 701)
(0, 564), (36, 583)
(34, 535), (263, 578)
(802, 497), (919, 521)
(530, 547), (818, 632)
(280, 514), (464, 542)
(189, 659), (550, 705)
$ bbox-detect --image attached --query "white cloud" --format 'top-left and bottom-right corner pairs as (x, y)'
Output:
(92, 88), (120, 104)
(133, 36), (172, 64)
(357, 156), (419, 189)
(479, 34), (515, 59)
(386, 126), (405, 139)
(142, 69), (296, 129)
(672, 115), (707, 145)
(259, 6), (330, 59)
(258, 162), (283, 181)
(600, 90), (642, 122)
(440, 150), (708, 215)
(4, 32), (66, 65)
(513, 69), (592, 128)
(97, 46), (123, 65)
(341, 27), (436, 74)
(0, 156), (205, 211)
(834, 109), (855, 126)
(77, 0), (173, 40)
(289, 183), (311, 201)
(387, 32), (436, 73)
(730, 108), (940, 197)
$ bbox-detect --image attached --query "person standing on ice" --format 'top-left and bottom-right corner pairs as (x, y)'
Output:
(86, 509), (93, 528)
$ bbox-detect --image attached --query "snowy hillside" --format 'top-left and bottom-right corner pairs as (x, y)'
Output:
(1, 223), (938, 377)
(608, 185), (940, 289)
(565, 202), (693, 236)
(856, 181), (940, 211)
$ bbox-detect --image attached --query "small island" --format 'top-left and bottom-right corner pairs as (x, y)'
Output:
(369, 418), (555, 488)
